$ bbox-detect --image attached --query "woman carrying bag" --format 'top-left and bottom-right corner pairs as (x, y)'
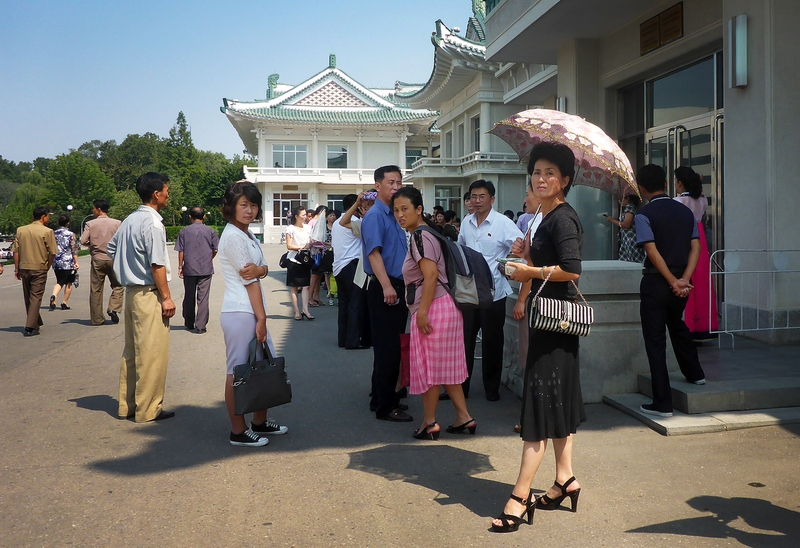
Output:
(218, 181), (288, 447)
(285, 206), (314, 320)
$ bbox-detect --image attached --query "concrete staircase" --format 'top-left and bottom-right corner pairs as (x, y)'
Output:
(604, 372), (800, 436)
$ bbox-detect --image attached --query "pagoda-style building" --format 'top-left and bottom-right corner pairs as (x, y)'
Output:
(221, 54), (437, 242)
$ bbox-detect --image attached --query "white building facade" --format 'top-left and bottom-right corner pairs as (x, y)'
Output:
(399, 6), (529, 220)
(222, 55), (437, 243)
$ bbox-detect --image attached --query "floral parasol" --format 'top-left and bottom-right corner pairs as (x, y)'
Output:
(489, 109), (639, 197)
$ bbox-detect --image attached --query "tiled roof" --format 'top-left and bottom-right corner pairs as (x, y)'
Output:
(222, 103), (436, 125)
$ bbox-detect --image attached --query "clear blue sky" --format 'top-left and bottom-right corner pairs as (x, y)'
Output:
(1, 0), (474, 163)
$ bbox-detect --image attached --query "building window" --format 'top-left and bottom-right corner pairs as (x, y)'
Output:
(327, 145), (348, 168)
(273, 193), (308, 226)
(434, 185), (462, 217)
(272, 145), (307, 168)
(406, 149), (422, 169)
(471, 116), (480, 152)
(457, 124), (465, 157)
(445, 131), (453, 158)
(326, 194), (347, 214)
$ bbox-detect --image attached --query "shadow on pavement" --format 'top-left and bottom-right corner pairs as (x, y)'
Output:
(0, 326), (26, 334)
(347, 444), (520, 518)
(627, 495), (800, 547)
(69, 395), (119, 418)
(61, 318), (97, 326)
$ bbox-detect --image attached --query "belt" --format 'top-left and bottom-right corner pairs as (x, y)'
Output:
(369, 275), (403, 284)
(642, 267), (686, 276)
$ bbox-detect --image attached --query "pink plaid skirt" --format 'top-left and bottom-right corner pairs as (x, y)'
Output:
(409, 294), (468, 395)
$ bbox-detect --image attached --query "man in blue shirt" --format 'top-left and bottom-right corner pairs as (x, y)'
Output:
(635, 164), (706, 418)
(361, 165), (412, 422)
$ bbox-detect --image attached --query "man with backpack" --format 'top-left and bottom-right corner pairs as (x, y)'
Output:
(457, 180), (524, 400)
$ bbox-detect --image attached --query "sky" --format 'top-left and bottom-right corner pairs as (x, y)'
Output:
(1, 0), (474, 164)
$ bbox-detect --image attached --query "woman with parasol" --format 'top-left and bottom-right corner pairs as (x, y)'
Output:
(490, 142), (586, 532)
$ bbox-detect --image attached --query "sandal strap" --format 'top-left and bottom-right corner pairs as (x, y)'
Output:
(560, 476), (577, 493)
(509, 492), (529, 505)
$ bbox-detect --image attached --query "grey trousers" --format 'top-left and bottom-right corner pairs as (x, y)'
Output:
(182, 275), (212, 330)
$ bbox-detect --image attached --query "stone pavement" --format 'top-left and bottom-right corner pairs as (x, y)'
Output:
(1, 245), (799, 547)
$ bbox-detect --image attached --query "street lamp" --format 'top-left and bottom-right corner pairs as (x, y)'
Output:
(66, 205), (73, 211)
(181, 206), (188, 225)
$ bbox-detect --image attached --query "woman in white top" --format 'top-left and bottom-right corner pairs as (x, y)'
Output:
(285, 206), (314, 320)
(218, 181), (288, 447)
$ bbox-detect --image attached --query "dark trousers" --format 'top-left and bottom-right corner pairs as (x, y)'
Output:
(334, 260), (365, 349)
(367, 277), (408, 418)
(182, 275), (212, 330)
(21, 269), (47, 330)
(640, 274), (706, 411)
(462, 297), (507, 397)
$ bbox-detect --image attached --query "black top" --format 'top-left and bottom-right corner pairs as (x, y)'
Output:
(442, 224), (458, 241)
(635, 194), (697, 271)
(529, 203), (583, 301)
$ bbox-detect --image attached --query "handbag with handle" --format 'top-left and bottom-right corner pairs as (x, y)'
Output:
(529, 268), (594, 337)
(232, 338), (293, 415)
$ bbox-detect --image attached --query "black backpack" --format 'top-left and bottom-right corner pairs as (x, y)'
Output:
(408, 225), (495, 309)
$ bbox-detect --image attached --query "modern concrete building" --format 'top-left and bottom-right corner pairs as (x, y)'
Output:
(221, 55), (437, 242)
(485, 0), (800, 343)
(398, 4), (527, 218)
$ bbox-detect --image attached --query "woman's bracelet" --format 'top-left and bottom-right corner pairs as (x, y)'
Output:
(259, 265), (268, 279)
(540, 266), (545, 279)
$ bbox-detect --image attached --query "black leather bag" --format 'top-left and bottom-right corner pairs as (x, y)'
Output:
(295, 249), (312, 266)
(279, 252), (289, 268)
(232, 339), (292, 415)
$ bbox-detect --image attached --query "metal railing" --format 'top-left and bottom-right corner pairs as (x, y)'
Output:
(243, 165), (368, 182)
(710, 249), (800, 348)
(409, 151), (521, 173)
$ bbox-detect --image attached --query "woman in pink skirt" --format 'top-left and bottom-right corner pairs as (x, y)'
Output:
(392, 187), (475, 440)
(674, 166), (718, 340)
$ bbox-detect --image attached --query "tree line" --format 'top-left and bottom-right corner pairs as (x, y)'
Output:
(0, 112), (251, 235)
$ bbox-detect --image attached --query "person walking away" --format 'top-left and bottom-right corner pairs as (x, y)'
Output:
(81, 199), (123, 325)
(635, 164), (706, 418)
(494, 142), (586, 532)
(218, 181), (288, 446)
(285, 206), (313, 320)
(458, 179), (524, 401)
(50, 214), (79, 310)
(175, 207), (219, 334)
(604, 194), (645, 263)
(332, 194), (367, 349)
(393, 187), (475, 440)
(362, 165), (413, 422)
(674, 166), (718, 341)
(106, 172), (176, 422)
(12, 206), (57, 336)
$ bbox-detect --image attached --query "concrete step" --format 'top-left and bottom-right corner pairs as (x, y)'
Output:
(603, 393), (800, 436)
(636, 373), (800, 414)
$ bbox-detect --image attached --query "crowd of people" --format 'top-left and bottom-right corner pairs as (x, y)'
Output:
(4, 151), (714, 530)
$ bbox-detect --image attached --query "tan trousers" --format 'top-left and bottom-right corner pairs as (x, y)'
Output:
(90, 259), (123, 325)
(20, 269), (47, 330)
(119, 285), (170, 422)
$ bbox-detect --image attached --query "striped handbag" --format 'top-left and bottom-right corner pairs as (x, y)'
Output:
(529, 268), (593, 337)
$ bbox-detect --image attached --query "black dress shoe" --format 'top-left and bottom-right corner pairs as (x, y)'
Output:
(486, 392), (500, 402)
(153, 411), (175, 421)
(377, 409), (413, 422)
(108, 311), (120, 324)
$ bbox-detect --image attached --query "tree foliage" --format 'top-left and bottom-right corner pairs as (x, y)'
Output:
(0, 112), (251, 233)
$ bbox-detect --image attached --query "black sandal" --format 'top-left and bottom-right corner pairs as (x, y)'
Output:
(535, 476), (581, 512)
(490, 490), (535, 533)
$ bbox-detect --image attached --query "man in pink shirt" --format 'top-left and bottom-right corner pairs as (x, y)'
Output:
(81, 199), (124, 325)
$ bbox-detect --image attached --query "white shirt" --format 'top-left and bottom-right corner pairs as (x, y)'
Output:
(331, 216), (361, 276)
(286, 223), (310, 262)
(458, 208), (524, 300)
(218, 224), (268, 314)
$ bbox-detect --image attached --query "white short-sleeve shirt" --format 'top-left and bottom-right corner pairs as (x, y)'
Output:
(218, 224), (268, 314)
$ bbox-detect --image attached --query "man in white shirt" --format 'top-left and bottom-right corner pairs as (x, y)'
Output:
(107, 172), (176, 422)
(332, 193), (369, 349)
(457, 179), (524, 401)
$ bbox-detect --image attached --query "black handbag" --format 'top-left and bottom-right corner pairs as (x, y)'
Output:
(279, 252), (289, 268)
(529, 268), (594, 337)
(232, 339), (292, 415)
(295, 249), (312, 266)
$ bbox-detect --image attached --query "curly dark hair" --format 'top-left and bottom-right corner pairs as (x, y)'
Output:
(221, 180), (263, 222)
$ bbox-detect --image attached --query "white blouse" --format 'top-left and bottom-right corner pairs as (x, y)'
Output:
(218, 224), (268, 314)
(286, 223), (310, 261)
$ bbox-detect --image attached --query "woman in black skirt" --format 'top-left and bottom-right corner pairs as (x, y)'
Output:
(490, 142), (586, 533)
(285, 206), (314, 320)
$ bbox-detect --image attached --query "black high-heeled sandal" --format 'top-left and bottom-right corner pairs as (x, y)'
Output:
(301, 312), (315, 321)
(445, 419), (476, 435)
(412, 422), (440, 440)
(490, 491), (535, 533)
(535, 476), (581, 512)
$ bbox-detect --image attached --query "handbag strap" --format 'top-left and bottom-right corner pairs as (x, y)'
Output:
(532, 267), (589, 306)
(248, 338), (277, 367)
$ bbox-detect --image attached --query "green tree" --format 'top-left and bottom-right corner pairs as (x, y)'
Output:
(43, 151), (115, 228)
(0, 182), (45, 233)
(108, 189), (141, 221)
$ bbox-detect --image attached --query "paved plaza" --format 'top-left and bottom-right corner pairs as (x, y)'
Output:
(1, 245), (799, 547)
